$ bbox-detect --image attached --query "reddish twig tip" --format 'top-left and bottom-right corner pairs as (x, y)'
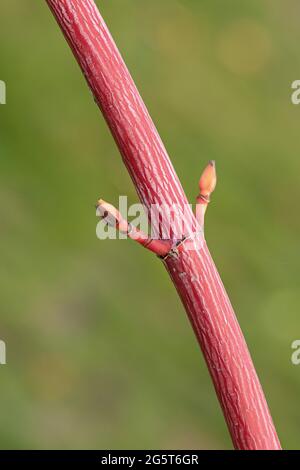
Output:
(96, 198), (171, 257)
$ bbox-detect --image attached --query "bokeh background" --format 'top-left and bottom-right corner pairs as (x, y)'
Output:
(1, 0), (300, 449)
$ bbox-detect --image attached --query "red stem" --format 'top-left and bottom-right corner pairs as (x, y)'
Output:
(45, 0), (281, 450)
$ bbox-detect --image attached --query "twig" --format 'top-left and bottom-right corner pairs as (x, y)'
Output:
(45, 0), (281, 450)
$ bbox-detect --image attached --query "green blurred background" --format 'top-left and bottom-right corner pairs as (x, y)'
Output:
(1, 0), (300, 449)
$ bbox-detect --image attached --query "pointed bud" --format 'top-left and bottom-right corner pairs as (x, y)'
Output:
(96, 199), (129, 233)
(198, 160), (217, 198)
